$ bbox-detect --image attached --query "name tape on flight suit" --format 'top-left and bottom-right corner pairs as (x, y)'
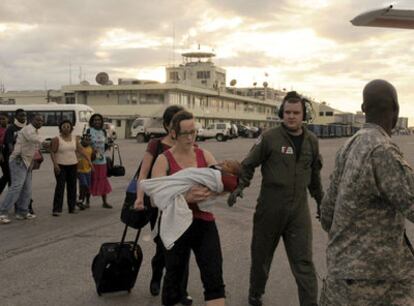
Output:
(281, 146), (294, 155)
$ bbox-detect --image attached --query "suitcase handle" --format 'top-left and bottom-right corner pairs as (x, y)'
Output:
(118, 224), (141, 259)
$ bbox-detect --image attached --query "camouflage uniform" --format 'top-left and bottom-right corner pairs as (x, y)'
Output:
(320, 123), (414, 306)
(239, 125), (323, 305)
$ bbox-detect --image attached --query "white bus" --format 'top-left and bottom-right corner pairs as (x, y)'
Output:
(0, 103), (94, 140)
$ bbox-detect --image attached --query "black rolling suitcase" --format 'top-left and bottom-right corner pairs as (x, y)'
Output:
(92, 225), (143, 296)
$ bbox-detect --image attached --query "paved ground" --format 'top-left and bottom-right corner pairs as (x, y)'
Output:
(1, 136), (414, 306)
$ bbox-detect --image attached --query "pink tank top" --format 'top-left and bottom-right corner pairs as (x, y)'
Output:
(163, 148), (214, 222)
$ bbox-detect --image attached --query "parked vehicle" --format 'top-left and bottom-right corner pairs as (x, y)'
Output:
(236, 124), (260, 138)
(130, 117), (166, 143)
(103, 122), (117, 141)
(198, 122), (232, 142)
(195, 122), (206, 141)
(1, 103), (94, 141)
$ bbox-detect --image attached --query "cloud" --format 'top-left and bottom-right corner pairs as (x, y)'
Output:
(1, 0), (414, 122)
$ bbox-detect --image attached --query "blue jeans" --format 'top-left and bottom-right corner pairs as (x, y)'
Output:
(0, 157), (32, 216)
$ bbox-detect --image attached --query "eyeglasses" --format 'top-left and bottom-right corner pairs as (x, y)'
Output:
(178, 129), (197, 137)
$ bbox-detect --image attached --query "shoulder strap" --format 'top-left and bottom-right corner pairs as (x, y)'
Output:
(133, 138), (163, 180)
(111, 144), (122, 166)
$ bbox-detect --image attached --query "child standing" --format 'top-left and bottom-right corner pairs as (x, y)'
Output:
(77, 134), (93, 209)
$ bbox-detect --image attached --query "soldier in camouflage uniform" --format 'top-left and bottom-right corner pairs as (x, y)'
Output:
(228, 91), (324, 306)
(320, 79), (414, 306)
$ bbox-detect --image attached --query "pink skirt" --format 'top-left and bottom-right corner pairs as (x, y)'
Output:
(90, 164), (112, 196)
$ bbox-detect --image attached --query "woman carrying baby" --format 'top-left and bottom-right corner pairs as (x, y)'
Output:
(151, 110), (225, 306)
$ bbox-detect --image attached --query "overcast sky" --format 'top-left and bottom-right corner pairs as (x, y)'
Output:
(1, 0), (414, 121)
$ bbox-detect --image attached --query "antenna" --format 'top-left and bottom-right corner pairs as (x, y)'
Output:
(173, 22), (176, 67)
(69, 62), (72, 85)
(79, 66), (82, 82)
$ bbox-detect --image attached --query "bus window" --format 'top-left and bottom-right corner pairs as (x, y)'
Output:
(61, 111), (75, 124)
(42, 111), (58, 126)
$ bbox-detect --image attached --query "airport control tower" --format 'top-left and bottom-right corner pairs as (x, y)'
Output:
(166, 51), (226, 90)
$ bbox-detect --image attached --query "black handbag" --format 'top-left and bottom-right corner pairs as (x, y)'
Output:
(108, 144), (125, 177)
(120, 138), (163, 229)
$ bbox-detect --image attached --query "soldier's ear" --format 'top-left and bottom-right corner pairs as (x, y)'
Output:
(361, 103), (366, 113)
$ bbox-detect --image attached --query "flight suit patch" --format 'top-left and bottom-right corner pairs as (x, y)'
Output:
(281, 146), (294, 154)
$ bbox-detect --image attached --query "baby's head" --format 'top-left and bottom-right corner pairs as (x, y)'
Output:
(217, 160), (241, 177)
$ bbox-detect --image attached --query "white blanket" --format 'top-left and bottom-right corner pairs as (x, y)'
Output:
(140, 167), (224, 250)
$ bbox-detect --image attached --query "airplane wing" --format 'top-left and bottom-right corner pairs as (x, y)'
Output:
(351, 5), (414, 29)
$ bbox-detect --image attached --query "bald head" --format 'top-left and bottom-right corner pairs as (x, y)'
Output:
(362, 79), (398, 116)
(362, 80), (399, 133)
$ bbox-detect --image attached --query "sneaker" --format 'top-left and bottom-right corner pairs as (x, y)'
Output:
(52, 212), (61, 217)
(102, 203), (113, 209)
(0, 215), (11, 224)
(26, 213), (36, 219)
(84, 202), (90, 209)
(180, 295), (193, 306)
(76, 201), (86, 210)
(15, 213), (36, 220)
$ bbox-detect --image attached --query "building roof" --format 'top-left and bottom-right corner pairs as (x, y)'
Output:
(62, 83), (277, 107)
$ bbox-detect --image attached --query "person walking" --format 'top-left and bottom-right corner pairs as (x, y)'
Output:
(319, 80), (414, 306)
(0, 113), (47, 224)
(152, 110), (225, 306)
(228, 91), (324, 306)
(87, 113), (112, 208)
(133, 105), (193, 304)
(50, 120), (92, 216)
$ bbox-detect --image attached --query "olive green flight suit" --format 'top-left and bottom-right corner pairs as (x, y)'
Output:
(240, 125), (323, 306)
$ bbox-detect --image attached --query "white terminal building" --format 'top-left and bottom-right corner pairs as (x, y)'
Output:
(0, 51), (408, 138)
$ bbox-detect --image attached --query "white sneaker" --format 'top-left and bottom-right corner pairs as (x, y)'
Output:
(0, 215), (11, 224)
(15, 213), (37, 220)
(26, 213), (36, 219)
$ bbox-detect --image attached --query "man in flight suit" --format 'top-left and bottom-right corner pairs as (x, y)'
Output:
(228, 91), (324, 306)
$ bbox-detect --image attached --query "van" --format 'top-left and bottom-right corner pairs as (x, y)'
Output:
(199, 122), (232, 142)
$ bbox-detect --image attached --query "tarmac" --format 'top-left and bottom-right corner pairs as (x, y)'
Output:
(1, 136), (414, 306)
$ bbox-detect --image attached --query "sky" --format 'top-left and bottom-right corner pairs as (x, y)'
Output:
(1, 0), (414, 122)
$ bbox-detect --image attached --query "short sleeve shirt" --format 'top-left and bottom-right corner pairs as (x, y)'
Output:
(89, 128), (107, 165)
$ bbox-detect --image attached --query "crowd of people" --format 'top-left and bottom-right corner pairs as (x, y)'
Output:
(1, 79), (414, 306)
(0, 110), (113, 224)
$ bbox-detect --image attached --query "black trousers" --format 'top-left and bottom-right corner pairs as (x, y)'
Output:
(0, 158), (11, 194)
(162, 219), (225, 305)
(53, 164), (77, 213)
(150, 207), (189, 298)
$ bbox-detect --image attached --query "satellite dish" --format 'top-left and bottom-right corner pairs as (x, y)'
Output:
(263, 82), (268, 88)
(253, 82), (257, 86)
(80, 80), (90, 86)
(230, 79), (237, 86)
(96, 72), (109, 85)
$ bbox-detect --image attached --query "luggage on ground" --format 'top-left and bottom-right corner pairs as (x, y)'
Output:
(91, 225), (143, 295)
